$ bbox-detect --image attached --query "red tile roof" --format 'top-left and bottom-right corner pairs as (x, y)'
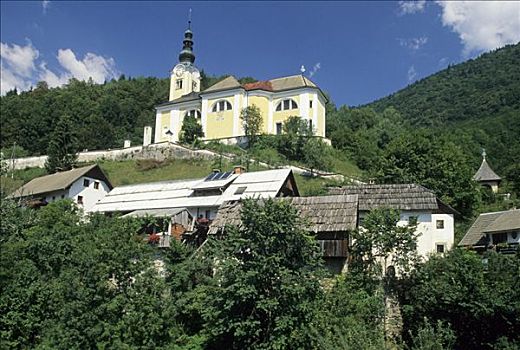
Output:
(242, 81), (273, 91)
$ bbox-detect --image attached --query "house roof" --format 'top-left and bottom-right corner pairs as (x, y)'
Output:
(328, 184), (457, 214)
(121, 207), (190, 218)
(89, 169), (296, 213)
(156, 92), (200, 108)
(208, 194), (358, 235)
(269, 75), (317, 91)
(473, 159), (501, 182)
(9, 164), (113, 198)
(203, 76), (241, 93)
(459, 209), (520, 247)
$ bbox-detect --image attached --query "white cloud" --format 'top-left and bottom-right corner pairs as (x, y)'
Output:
(436, 1), (520, 56)
(57, 49), (118, 84)
(0, 41), (119, 95)
(42, 0), (50, 14)
(308, 62), (321, 78)
(407, 65), (417, 83)
(398, 0), (426, 15)
(398, 36), (428, 51)
(0, 41), (39, 77)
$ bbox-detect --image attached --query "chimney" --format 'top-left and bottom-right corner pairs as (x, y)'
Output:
(233, 165), (246, 175)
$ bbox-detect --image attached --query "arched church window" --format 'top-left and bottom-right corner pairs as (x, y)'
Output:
(275, 99), (298, 111)
(212, 100), (232, 112)
(176, 79), (183, 90)
(185, 109), (201, 119)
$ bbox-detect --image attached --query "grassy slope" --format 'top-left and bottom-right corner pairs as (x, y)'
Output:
(1, 158), (342, 197)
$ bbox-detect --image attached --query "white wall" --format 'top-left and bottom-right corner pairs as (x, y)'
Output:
(359, 210), (455, 260)
(398, 211), (454, 258)
(68, 176), (111, 212)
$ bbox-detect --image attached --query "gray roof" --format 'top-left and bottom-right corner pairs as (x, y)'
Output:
(269, 75), (317, 91)
(121, 207), (189, 218)
(328, 184), (457, 214)
(459, 209), (520, 247)
(473, 159), (501, 182)
(208, 194), (358, 235)
(203, 76), (241, 93)
(156, 92), (200, 108)
(9, 164), (112, 198)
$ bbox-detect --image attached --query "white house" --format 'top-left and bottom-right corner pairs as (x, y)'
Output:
(329, 184), (458, 259)
(9, 164), (113, 212)
(89, 168), (299, 220)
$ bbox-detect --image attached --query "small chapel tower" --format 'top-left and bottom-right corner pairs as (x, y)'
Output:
(169, 16), (200, 101)
(473, 149), (502, 193)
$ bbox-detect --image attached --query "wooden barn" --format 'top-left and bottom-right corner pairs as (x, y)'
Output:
(208, 195), (359, 274)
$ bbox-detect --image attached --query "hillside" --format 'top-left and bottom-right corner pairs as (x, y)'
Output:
(363, 43), (520, 172)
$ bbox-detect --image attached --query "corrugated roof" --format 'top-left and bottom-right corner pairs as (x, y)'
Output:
(208, 194), (358, 235)
(473, 159), (501, 182)
(89, 169), (294, 213)
(459, 209), (520, 247)
(203, 76), (241, 92)
(121, 207), (189, 218)
(9, 164), (112, 198)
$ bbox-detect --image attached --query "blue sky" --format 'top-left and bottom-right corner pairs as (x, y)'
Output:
(1, 1), (519, 106)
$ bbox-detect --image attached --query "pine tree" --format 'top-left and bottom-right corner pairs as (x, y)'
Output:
(45, 115), (78, 173)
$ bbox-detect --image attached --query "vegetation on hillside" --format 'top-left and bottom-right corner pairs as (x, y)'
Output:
(2, 198), (518, 349)
(365, 43), (520, 173)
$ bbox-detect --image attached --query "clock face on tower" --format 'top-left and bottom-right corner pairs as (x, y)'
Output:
(174, 64), (185, 77)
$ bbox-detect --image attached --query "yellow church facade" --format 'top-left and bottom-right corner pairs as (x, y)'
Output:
(154, 25), (327, 144)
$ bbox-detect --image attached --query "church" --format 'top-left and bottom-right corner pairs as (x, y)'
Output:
(154, 22), (327, 144)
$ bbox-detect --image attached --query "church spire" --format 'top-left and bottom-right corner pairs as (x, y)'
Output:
(178, 10), (195, 64)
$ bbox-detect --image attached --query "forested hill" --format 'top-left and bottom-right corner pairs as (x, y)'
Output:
(365, 43), (520, 126)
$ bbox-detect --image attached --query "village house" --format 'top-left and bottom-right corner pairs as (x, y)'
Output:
(153, 21), (327, 145)
(459, 209), (520, 254)
(328, 184), (458, 258)
(208, 195), (359, 274)
(9, 164), (112, 212)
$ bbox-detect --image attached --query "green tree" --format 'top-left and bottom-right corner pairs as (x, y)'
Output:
(45, 115), (79, 173)
(400, 249), (520, 349)
(350, 208), (419, 278)
(200, 198), (324, 349)
(240, 105), (263, 148)
(180, 115), (204, 144)
(377, 131), (480, 218)
(302, 137), (332, 174)
(0, 199), (190, 349)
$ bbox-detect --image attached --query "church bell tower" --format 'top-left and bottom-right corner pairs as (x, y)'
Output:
(169, 17), (201, 101)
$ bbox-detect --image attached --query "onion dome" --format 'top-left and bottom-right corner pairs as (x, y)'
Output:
(178, 25), (195, 64)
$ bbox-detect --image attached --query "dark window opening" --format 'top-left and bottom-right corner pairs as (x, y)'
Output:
(436, 244), (445, 253)
(492, 232), (508, 245)
(436, 219), (444, 229)
(234, 186), (247, 195)
(94, 181), (100, 190)
(77, 196), (84, 205)
(309, 100), (313, 108)
(83, 179), (90, 187)
(408, 216), (418, 225)
(276, 122), (282, 135)
(176, 79), (183, 90)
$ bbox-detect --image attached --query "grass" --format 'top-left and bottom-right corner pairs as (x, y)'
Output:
(1, 156), (351, 198)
